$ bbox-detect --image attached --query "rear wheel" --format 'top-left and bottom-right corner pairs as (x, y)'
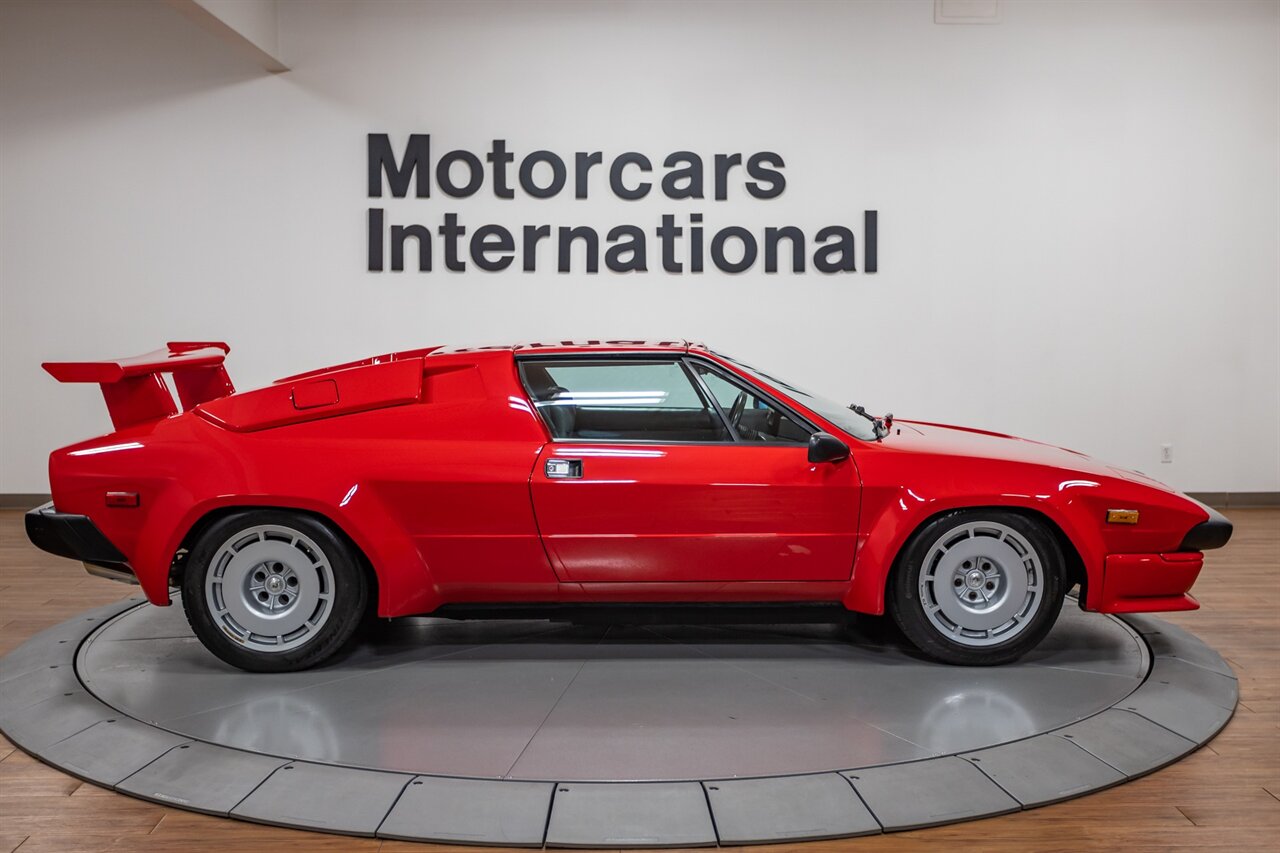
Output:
(181, 510), (367, 672)
(889, 510), (1065, 665)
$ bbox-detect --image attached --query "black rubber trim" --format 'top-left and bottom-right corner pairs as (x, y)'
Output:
(1178, 505), (1233, 551)
(24, 502), (128, 565)
(431, 601), (848, 625)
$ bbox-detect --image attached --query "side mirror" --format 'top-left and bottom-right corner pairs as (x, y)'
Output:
(808, 431), (849, 464)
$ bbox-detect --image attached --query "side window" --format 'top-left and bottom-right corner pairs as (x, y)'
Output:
(519, 360), (730, 442)
(691, 363), (812, 444)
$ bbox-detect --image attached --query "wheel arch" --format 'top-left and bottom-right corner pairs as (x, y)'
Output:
(888, 505), (1086, 609)
(169, 504), (381, 620)
(845, 500), (1090, 616)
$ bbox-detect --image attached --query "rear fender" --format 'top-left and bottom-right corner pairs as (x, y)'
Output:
(164, 494), (442, 616)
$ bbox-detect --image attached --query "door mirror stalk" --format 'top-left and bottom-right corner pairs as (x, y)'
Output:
(808, 432), (850, 464)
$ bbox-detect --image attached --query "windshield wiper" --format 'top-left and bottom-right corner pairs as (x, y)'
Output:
(848, 404), (894, 440)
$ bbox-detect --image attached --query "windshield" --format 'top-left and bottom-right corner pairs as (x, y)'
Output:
(710, 351), (882, 442)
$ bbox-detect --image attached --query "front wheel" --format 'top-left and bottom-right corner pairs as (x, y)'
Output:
(889, 510), (1065, 665)
(181, 510), (367, 672)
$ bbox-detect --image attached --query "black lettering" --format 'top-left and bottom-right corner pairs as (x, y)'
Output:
(813, 226), (856, 273)
(523, 224), (551, 272)
(605, 225), (648, 272)
(764, 226), (804, 273)
(714, 153), (742, 201)
(367, 208), (384, 271)
(656, 214), (683, 273)
(710, 226), (757, 273)
(662, 152), (703, 199)
(391, 223), (431, 271)
(609, 152), (652, 200)
(436, 149), (484, 198)
(690, 213), (704, 273)
(438, 212), (467, 272)
(487, 139), (515, 199)
(746, 152), (785, 199)
(471, 224), (514, 271)
(557, 226), (599, 273)
(368, 133), (429, 198)
(520, 151), (567, 198)
(575, 152), (603, 199)
(865, 210), (878, 273)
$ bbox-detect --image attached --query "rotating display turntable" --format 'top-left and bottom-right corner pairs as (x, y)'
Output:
(0, 595), (1236, 847)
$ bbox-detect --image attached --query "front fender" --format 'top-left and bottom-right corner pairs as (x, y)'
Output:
(842, 479), (1106, 615)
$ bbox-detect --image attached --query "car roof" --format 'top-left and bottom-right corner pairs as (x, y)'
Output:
(276, 341), (714, 385)
(430, 340), (709, 357)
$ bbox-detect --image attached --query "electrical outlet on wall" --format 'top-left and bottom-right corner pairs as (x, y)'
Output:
(1161, 444), (1174, 464)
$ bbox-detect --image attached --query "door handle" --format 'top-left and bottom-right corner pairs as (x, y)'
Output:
(545, 458), (583, 479)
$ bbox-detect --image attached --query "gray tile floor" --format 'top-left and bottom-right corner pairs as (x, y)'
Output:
(76, 603), (1147, 782)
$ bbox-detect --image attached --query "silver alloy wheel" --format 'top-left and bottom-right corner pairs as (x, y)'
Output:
(204, 524), (335, 653)
(918, 520), (1043, 647)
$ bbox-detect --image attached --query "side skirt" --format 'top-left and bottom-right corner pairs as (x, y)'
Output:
(428, 601), (850, 626)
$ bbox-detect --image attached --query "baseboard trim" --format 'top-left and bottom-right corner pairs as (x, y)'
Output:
(0, 493), (49, 509)
(2, 492), (1275, 510)
(1185, 492), (1280, 508)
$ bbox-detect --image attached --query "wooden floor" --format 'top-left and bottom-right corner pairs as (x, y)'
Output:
(1, 508), (1276, 852)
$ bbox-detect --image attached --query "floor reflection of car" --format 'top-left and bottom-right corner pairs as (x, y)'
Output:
(27, 339), (1232, 671)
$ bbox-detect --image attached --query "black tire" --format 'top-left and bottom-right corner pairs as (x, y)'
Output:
(181, 510), (368, 673)
(889, 509), (1065, 666)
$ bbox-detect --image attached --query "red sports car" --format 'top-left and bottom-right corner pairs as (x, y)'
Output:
(26, 340), (1231, 671)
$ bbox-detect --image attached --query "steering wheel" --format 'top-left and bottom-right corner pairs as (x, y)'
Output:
(728, 391), (748, 431)
(764, 408), (781, 437)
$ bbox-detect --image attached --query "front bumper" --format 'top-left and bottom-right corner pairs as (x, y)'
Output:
(1179, 505), (1234, 551)
(25, 502), (136, 583)
(1097, 552), (1203, 613)
(1095, 504), (1232, 613)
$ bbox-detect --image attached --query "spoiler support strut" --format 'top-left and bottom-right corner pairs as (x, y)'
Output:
(43, 342), (234, 430)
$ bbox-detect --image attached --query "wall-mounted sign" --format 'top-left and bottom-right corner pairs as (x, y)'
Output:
(366, 134), (877, 275)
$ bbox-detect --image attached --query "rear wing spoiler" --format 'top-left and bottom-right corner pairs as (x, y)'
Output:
(43, 342), (234, 430)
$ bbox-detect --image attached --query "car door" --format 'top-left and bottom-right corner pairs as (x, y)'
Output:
(522, 356), (860, 583)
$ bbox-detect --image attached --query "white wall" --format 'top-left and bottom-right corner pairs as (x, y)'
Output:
(188, 0), (281, 59)
(1, 0), (1277, 494)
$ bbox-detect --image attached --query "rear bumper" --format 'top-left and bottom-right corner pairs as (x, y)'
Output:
(25, 502), (135, 581)
(1097, 552), (1203, 613)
